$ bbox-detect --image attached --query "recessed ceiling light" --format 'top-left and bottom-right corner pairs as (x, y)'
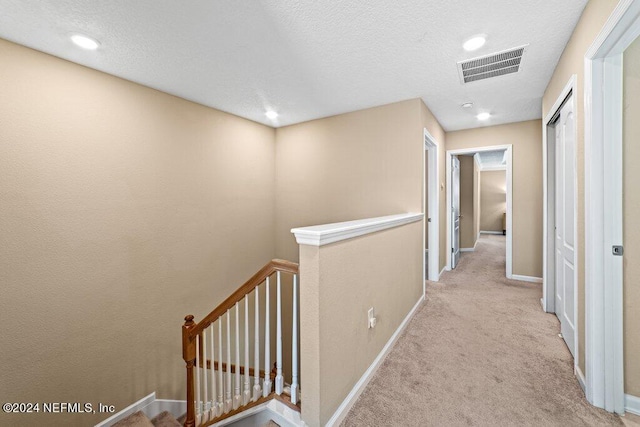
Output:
(265, 111), (278, 120)
(463, 35), (486, 52)
(70, 34), (100, 50)
(461, 102), (473, 109)
(477, 112), (491, 121)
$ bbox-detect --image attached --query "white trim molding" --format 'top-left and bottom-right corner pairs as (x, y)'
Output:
(291, 213), (423, 246)
(511, 274), (543, 284)
(446, 145), (513, 279)
(460, 248), (475, 253)
(325, 297), (424, 426)
(478, 165), (507, 171)
(577, 366), (587, 394)
(424, 128), (440, 284)
(626, 394), (640, 416)
(95, 393), (156, 427)
(584, 0), (639, 414)
(212, 399), (303, 427)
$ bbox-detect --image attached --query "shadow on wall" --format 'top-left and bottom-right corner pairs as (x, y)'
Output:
(480, 170), (506, 232)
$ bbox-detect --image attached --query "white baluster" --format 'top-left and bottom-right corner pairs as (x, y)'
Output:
(202, 329), (209, 423)
(210, 324), (216, 420)
(291, 274), (299, 405)
(217, 321), (223, 416)
(253, 287), (261, 401)
(234, 302), (241, 409)
(263, 277), (272, 397)
(244, 296), (251, 405)
(275, 271), (284, 395)
(196, 335), (201, 425)
(225, 311), (232, 412)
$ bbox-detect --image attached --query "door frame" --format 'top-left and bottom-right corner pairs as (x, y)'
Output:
(451, 155), (461, 269)
(446, 145), (513, 277)
(424, 128), (440, 285)
(542, 75), (579, 376)
(584, 0), (640, 413)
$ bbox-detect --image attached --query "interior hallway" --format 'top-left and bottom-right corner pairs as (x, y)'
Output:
(342, 235), (625, 426)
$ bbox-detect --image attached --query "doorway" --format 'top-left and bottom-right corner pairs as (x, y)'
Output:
(582, 0), (640, 413)
(446, 145), (513, 277)
(424, 128), (440, 284)
(451, 156), (461, 268)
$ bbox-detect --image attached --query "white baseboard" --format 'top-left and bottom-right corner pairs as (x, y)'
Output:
(440, 266), (447, 277)
(460, 248), (475, 252)
(325, 297), (424, 426)
(213, 399), (302, 427)
(95, 392), (156, 426)
(480, 230), (503, 235)
(94, 393), (186, 427)
(511, 274), (543, 284)
(626, 394), (640, 416)
(576, 365), (586, 394)
(142, 400), (185, 422)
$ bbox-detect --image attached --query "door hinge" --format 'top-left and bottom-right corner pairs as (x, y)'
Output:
(428, 217), (431, 223)
(452, 248), (454, 253)
(612, 245), (624, 256)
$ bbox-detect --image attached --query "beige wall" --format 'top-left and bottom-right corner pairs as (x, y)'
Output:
(542, 0), (618, 376)
(623, 34), (640, 397)
(480, 170), (507, 232)
(446, 120), (543, 278)
(299, 221), (423, 426)
(275, 99), (424, 262)
(459, 156), (476, 248)
(0, 39), (276, 426)
(276, 98), (445, 267)
(420, 101), (448, 273)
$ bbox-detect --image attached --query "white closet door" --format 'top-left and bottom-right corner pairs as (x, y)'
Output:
(555, 95), (576, 357)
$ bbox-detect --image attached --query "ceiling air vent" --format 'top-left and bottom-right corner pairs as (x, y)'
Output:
(457, 45), (528, 84)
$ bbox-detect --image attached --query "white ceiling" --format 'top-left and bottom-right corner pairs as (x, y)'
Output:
(476, 150), (507, 169)
(0, 0), (587, 130)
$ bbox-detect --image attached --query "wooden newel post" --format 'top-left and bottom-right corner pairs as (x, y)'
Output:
(183, 315), (196, 427)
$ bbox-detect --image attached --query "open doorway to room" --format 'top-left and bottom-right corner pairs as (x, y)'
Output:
(424, 128), (440, 283)
(446, 145), (513, 278)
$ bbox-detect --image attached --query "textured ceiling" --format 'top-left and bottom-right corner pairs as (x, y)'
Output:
(0, 0), (587, 130)
(477, 150), (507, 169)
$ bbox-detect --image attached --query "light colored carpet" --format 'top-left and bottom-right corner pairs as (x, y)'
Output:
(342, 235), (623, 426)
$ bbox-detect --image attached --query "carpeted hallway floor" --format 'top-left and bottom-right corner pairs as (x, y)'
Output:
(342, 235), (627, 426)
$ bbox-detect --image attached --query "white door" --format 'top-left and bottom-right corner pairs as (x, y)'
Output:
(451, 156), (461, 268)
(554, 95), (576, 357)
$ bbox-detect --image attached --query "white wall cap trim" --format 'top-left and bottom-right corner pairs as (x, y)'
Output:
(291, 213), (423, 246)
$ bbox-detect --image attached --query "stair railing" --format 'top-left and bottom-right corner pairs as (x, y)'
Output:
(182, 259), (300, 427)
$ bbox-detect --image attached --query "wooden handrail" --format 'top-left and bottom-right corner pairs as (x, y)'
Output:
(187, 259), (298, 340)
(182, 315), (197, 427)
(182, 259), (299, 427)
